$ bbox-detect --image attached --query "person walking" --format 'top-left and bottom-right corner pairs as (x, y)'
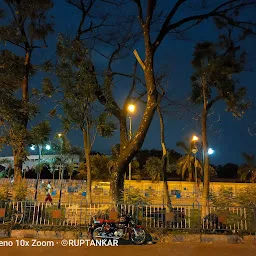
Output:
(45, 181), (53, 204)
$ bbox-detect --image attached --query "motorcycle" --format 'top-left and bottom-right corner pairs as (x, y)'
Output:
(88, 214), (146, 245)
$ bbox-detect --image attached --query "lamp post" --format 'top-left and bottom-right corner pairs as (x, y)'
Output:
(58, 133), (64, 209)
(30, 144), (51, 200)
(191, 135), (215, 195)
(191, 135), (199, 195)
(127, 104), (135, 181)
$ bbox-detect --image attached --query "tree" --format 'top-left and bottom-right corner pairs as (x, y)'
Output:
(157, 106), (172, 210)
(55, 36), (116, 203)
(0, 0), (54, 182)
(91, 154), (110, 181)
(191, 30), (251, 216)
(176, 141), (202, 182)
(51, 134), (81, 207)
(238, 153), (256, 183)
(144, 157), (163, 182)
(64, 0), (256, 203)
(216, 163), (238, 179)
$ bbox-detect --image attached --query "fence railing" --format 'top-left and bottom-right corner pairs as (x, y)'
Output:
(0, 201), (255, 233)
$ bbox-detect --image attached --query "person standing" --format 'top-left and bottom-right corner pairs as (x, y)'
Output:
(45, 181), (53, 204)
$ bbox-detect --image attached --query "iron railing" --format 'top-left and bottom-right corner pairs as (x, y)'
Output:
(0, 201), (255, 233)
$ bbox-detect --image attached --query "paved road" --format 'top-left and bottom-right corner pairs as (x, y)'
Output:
(0, 239), (256, 256)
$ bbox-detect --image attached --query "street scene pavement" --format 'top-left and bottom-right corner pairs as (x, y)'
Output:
(0, 239), (256, 256)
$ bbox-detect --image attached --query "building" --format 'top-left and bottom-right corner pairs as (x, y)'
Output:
(0, 154), (80, 173)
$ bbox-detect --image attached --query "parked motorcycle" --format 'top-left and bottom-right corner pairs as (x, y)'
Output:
(88, 214), (146, 245)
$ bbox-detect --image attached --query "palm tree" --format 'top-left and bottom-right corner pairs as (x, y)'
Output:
(238, 153), (256, 183)
(176, 141), (202, 182)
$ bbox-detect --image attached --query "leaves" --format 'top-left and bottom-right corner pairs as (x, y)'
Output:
(42, 78), (54, 97)
(97, 112), (117, 138)
(190, 33), (250, 117)
(29, 121), (51, 146)
(238, 153), (256, 182)
(144, 156), (163, 182)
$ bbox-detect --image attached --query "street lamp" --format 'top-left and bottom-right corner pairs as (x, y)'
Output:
(58, 133), (64, 209)
(127, 104), (135, 181)
(191, 135), (199, 195)
(208, 148), (214, 155)
(30, 144), (51, 200)
(192, 135), (199, 142)
(45, 144), (51, 151)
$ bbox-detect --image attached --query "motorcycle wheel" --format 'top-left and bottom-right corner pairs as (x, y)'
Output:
(92, 227), (104, 241)
(130, 228), (146, 245)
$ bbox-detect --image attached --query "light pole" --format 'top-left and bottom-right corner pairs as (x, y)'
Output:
(30, 144), (51, 200)
(58, 133), (64, 209)
(191, 135), (199, 195)
(127, 104), (135, 181)
(190, 135), (215, 194)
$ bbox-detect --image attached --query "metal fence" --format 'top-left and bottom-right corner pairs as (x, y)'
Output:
(0, 201), (255, 233)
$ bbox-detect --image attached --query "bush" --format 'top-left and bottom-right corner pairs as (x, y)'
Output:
(124, 188), (151, 205)
(236, 186), (256, 207)
(0, 183), (10, 201)
(13, 180), (27, 201)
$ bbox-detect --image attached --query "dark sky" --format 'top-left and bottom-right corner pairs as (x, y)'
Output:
(1, 1), (256, 166)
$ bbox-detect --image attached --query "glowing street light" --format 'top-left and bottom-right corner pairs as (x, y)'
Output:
(127, 104), (135, 113)
(30, 145), (36, 151)
(192, 135), (199, 142)
(45, 144), (51, 151)
(208, 148), (214, 155)
(58, 133), (62, 138)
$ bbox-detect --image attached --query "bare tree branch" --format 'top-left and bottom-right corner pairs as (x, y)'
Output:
(133, 49), (145, 70)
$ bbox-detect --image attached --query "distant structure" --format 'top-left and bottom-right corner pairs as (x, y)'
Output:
(0, 154), (80, 174)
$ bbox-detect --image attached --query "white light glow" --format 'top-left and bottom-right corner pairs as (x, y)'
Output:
(208, 148), (214, 155)
(30, 145), (36, 151)
(45, 144), (51, 150)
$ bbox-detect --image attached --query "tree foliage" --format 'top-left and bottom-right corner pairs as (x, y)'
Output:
(191, 33), (250, 117)
(0, 0), (54, 181)
(238, 153), (256, 182)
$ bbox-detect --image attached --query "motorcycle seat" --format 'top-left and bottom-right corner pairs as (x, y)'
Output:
(104, 219), (117, 223)
(94, 219), (117, 224)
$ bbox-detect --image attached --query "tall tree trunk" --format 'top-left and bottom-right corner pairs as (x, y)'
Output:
(201, 74), (209, 218)
(22, 51), (30, 126)
(119, 112), (128, 154)
(110, 163), (125, 204)
(157, 106), (172, 211)
(13, 151), (22, 183)
(201, 108), (209, 217)
(83, 128), (92, 204)
(13, 50), (31, 183)
(189, 171), (193, 182)
(110, 28), (158, 204)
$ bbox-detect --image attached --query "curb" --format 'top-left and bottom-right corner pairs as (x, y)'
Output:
(150, 233), (256, 244)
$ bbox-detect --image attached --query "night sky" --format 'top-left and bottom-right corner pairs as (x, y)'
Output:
(1, 1), (256, 166)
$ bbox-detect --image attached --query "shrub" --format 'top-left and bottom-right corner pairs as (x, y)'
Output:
(13, 180), (27, 201)
(0, 183), (10, 201)
(124, 188), (151, 205)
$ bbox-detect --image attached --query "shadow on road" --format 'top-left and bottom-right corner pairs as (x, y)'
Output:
(117, 233), (156, 246)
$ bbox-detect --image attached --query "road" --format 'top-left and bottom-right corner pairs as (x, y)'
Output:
(0, 239), (255, 256)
